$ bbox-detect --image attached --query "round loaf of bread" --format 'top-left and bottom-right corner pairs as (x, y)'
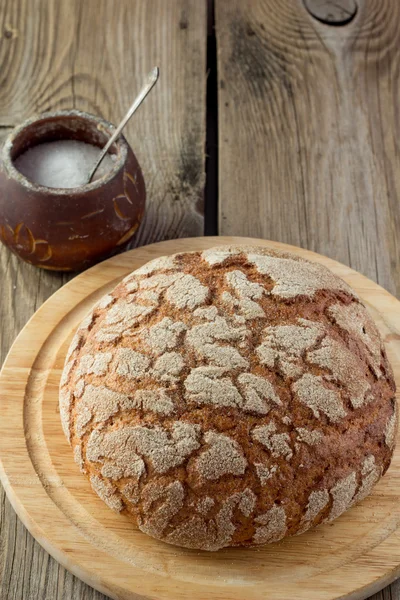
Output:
(60, 246), (397, 550)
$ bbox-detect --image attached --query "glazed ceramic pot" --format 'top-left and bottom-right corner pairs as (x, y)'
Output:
(0, 110), (146, 271)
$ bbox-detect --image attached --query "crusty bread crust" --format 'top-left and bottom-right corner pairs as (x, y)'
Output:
(60, 246), (397, 550)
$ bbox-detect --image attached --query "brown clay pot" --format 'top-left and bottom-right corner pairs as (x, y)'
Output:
(0, 110), (146, 271)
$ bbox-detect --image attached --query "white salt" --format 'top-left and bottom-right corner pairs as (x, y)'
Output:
(14, 140), (117, 188)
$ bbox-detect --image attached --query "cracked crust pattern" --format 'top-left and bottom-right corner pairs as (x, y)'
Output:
(60, 245), (397, 551)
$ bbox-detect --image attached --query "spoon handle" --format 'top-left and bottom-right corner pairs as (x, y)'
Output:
(87, 66), (159, 183)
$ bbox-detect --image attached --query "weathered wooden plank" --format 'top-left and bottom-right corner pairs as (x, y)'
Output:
(216, 0), (400, 298)
(0, 0), (206, 245)
(0, 0), (207, 597)
(369, 578), (400, 600)
(216, 2), (400, 598)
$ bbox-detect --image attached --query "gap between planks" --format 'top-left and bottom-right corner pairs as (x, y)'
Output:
(204, 0), (218, 236)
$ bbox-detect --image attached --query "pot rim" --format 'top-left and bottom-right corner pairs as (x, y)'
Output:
(1, 109), (129, 196)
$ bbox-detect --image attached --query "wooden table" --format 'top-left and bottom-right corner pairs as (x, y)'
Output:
(0, 0), (399, 598)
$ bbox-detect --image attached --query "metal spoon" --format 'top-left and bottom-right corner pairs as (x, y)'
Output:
(86, 66), (159, 184)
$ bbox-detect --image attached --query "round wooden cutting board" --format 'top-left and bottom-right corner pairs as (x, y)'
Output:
(1, 236), (400, 600)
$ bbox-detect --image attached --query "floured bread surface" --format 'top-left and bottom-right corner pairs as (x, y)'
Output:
(60, 245), (397, 551)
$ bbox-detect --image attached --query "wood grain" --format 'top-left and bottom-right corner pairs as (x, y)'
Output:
(216, 0), (400, 298)
(1, 237), (400, 600)
(303, 0), (358, 24)
(0, 1), (206, 598)
(215, 3), (400, 598)
(0, 0), (206, 245)
(0, 129), (80, 600)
